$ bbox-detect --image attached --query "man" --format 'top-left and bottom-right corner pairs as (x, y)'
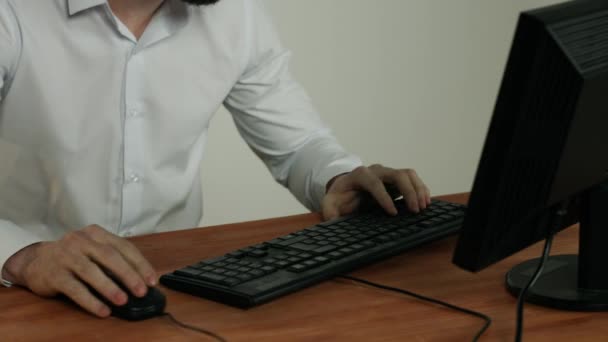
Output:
(0, 0), (430, 318)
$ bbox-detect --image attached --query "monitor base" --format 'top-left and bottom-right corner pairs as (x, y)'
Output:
(506, 254), (608, 311)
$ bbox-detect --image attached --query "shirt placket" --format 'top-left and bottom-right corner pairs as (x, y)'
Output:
(120, 47), (146, 238)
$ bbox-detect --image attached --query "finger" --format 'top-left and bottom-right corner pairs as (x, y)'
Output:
(106, 235), (157, 288)
(404, 169), (430, 210)
(354, 167), (397, 215)
(322, 191), (358, 221)
(81, 228), (149, 297)
(55, 275), (110, 318)
(339, 194), (363, 214)
(68, 254), (128, 306)
(390, 171), (420, 213)
(321, 195), (341, 221)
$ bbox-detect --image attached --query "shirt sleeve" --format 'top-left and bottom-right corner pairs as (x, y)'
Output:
(223, 0), (362, 212)
(0, 1), (42, 284)
(0, 1), (19, 101)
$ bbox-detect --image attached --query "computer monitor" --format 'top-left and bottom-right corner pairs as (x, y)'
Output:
(452, 0), (608, 311)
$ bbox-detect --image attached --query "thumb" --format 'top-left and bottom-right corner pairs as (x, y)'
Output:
(321, 196), (341, 221)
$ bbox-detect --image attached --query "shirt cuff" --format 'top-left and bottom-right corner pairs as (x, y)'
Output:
(311, 157), (363, 212)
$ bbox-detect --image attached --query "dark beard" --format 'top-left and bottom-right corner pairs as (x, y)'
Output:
(181, 0), (221, 5)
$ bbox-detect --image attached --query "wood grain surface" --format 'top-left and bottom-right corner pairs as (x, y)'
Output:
(1, 193), (606, 342)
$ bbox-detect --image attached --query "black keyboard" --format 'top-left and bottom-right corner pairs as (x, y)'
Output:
(160, 199), (465, 308)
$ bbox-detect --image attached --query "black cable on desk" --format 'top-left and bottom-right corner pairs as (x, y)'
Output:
(515, 202), (567, 342)
(513, 233), (554, 342)
(337, 275), (492, 342)
(162, 312), (227, 341)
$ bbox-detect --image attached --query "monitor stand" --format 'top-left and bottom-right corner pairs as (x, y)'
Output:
(506, 182), (608, 311)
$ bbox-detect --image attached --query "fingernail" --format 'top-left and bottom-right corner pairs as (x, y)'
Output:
(115, 291), (127, 305)
(100, 306), (111, 317)
(147, 275), (157, 286)
(136, 283), (147, 297)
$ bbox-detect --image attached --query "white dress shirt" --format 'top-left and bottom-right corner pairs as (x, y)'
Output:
(0, 0), (361, 277)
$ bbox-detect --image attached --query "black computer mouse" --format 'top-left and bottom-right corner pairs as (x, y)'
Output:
(108, 286), (167, 321)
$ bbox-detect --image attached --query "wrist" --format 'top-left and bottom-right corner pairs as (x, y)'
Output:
(326, 172), (349, 193)
(2, 242), (42, 286)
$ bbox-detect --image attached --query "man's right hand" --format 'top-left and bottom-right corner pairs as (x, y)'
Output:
(1, 225), (157, 317)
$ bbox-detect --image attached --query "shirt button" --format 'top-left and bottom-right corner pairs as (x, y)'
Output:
(127, 108), (140, 118)
(127, 173), (142, 183)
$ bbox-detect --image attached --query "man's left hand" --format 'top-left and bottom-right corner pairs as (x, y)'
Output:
(321, 164), (431, 221)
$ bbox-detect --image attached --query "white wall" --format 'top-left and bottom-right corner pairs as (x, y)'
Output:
(200, 0), (564, 227)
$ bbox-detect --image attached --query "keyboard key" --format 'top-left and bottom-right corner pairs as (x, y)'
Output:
(290, 242), (320, 252)
(236, 273), (254, 282)
(328, 251), (345, 259)
(339, 247), (355, 255)
(226, 251), (245, 258)
(248, 250), (268, 258)
(249, 269), (265, 277)
(303, 260), (318, 268)
(223, 278), (241, 287)
(272, 235), (308, 247)
(288, 264), (308, 273)
(263, 258), (278, 264)
(313, 245), (338, 254)
(350, 244), (366, 252)
(275, 260), (291, 268)
(198, 272), (227, 283)
(174, 268), (201, 277)
(373, 235), (392, 243)
(261, 265), (276, 273)
(313, 256), (330, 264)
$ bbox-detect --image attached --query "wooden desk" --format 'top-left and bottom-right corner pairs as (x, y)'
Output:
(1, 193), (606, 341)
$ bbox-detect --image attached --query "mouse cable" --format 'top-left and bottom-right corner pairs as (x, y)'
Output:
(162, 312), (227, 342)
(337, 275), (491, 342)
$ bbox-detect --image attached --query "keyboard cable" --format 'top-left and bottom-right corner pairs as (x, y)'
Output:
(337, 275), (492, 342)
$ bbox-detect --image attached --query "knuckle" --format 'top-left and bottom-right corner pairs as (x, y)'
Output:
(99, 244), (119, 259)
(62, 231), (82, 244)
(353, 165), (368, 175)
(71, 258), (91, 276)
(82, 224), (105, 237)
(60, 279), (81, 296)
